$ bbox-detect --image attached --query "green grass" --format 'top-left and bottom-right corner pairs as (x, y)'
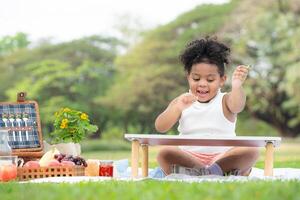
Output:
(1, 138), (300, 200)
(1, 180), (300, 200)
(81, 139), (131, 152)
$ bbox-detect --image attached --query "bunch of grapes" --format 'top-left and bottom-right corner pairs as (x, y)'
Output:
(54, 154), (87, 167)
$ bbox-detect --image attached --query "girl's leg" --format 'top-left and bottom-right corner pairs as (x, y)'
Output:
(157, 146), (206, 175)
(215, 147), (260, 175)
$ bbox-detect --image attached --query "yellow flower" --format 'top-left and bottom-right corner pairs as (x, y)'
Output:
(63, 108), (71, 112)
(62, 119), (68, 124)
(60, 123), (67, 129)
(80, 113), (88, 120)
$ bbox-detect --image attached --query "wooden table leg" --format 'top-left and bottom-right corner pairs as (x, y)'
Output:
(141, 144), (149, 177)
(264, 142), (274, 176)
(131, 140), (140, 178)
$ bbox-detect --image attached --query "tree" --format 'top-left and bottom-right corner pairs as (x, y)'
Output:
(2, 35), (123, 137)
(112, 13), (150, 51)
(230, 2), (300, 137)
(6, 59), (115, 137)
(0, 32), (30, 56)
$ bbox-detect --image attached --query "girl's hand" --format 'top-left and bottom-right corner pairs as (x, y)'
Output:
(174, 92), (198, 111)
(232, 65), (250, 88)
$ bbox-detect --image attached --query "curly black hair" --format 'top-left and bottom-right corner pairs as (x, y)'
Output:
(179, 37), (230, 76)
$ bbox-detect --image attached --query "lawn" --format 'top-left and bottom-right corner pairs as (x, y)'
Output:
(0, 138), (300, 200)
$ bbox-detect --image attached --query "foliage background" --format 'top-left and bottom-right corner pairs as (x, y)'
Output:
(0, 0), (299, 140)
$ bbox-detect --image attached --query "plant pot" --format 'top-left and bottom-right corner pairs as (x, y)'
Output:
(55, 142), (81, 156)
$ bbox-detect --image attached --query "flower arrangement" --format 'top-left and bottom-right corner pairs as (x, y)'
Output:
(52, 108), (98, 143)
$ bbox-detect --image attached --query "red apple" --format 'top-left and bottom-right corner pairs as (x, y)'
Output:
(24, 161), (40, 168)
(0, 164), (17, 182)
(47, 160), (62, 167)
(61, 161), (75, 167)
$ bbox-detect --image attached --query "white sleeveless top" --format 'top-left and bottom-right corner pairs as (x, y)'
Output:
(178, 90), (236, 153)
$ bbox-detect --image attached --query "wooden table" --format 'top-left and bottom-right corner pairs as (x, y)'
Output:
(124, 134), (281, 178)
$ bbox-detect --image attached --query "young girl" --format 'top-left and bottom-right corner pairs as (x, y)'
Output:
(155, 37), (259, 176)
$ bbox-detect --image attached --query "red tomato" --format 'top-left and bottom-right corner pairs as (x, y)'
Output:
(0, 164), (17, 182)
(24, 161), (40, 168)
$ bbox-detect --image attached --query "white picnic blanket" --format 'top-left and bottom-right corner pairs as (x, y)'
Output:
(163, 168), (300, 182)
(23, 167), (300, 183)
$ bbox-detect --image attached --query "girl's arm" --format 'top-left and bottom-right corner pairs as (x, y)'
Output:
(225, 65), (249, 114)
(155, 93), (197, 133)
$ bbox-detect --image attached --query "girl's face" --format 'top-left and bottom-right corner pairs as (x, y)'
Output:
(187, 63), (226, 103)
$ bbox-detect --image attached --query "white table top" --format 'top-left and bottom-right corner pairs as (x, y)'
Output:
(124, 134), (281, 147)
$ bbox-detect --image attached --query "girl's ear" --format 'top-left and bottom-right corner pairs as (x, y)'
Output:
(220, 75), (227, 87)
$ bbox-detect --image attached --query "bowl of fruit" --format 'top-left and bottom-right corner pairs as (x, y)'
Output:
(17, 148), (87, 181)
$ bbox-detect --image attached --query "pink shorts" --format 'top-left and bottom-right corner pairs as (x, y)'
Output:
(184, 150), (225, 167)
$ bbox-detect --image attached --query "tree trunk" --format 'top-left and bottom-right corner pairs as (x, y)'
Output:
(251, 111), (299, 138)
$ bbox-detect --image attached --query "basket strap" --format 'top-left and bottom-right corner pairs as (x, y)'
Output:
(17, 92), (27, 102)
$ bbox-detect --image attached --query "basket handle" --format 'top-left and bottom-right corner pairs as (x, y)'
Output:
(17, 92), (27, 102)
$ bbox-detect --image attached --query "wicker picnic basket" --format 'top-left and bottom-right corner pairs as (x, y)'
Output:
(17, 166), (85, 181)
(0, 92), (44, 160)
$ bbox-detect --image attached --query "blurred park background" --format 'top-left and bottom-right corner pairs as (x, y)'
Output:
(0, 0), (299, 143)
(1, 1), (300, 199)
